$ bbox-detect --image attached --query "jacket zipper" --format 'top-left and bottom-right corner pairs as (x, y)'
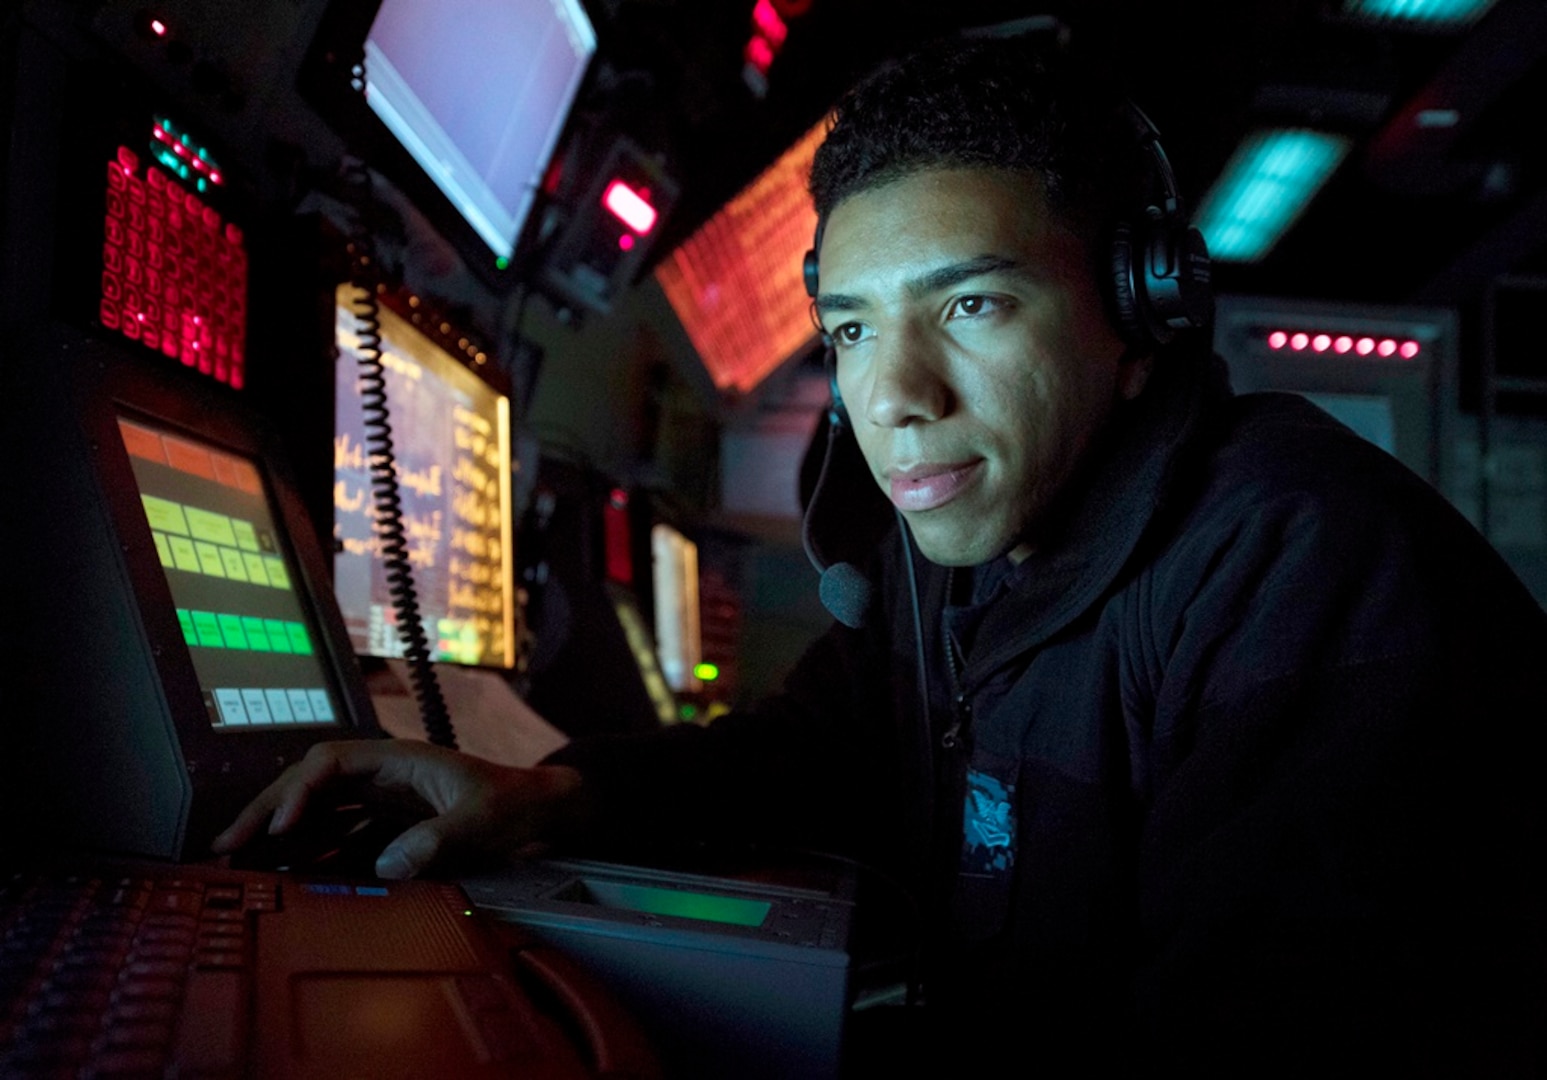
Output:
(941, 584), (971, 751)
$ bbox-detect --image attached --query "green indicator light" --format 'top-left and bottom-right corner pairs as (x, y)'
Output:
(287, 623), (313, 656)
(574, 880), (771, 928)
(678, 704), (698, 722)
(495, 256), (510, 270)
(177, 609), (197, 646)
(693, 662), (719, 681)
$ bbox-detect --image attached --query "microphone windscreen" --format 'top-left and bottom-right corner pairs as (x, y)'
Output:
(819, 561), (872, 629)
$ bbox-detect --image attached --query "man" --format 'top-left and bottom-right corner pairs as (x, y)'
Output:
(218, 33), (1547, 1073)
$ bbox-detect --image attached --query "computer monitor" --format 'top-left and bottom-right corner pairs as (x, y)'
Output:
(650, 522), (702, 697)
(6, 331), (381, 861)
(301, 0), (597, 286)
(333, 285), (516, 669)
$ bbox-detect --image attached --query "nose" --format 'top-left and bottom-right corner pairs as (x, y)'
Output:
(854, 325), (950, 429)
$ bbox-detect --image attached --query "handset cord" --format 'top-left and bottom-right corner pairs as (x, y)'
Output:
(340, 154), (457, 750)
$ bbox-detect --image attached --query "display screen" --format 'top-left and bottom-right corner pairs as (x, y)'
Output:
(333, 286), (515, 668)
(118, 415), (343, 730)
(363, 0), (596, 261)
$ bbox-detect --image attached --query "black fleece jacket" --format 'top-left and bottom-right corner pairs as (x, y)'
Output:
(548, 352), (1547, 1076)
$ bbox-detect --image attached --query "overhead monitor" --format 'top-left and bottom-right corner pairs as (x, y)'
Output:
(302, 0), (597, 285)
(333, 284), (517, 669)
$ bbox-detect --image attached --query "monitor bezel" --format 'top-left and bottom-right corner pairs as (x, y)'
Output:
(78, 344), (383, 846)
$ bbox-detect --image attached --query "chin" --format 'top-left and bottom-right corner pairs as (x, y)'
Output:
(908, 522), (1014, 568)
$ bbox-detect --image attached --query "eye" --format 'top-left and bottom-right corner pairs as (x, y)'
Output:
(829, 321), (872, 347)
(945, 295), (1004, 320)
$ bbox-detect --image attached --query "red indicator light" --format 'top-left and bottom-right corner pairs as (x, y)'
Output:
(1267, 330), (1287, 349)
(150, 18), (167, 36)
(1290, 332), (1309, 351)
(1312, 333), (1331, 352)
(752, 0), (789, 47)
(745, 35), (775, 72)
(618, 234), (635, 251)
(610, 488), (629, 509)
(1400, 340), (1420, 359)
(1377, 338), (1397, 357)
(1334, 335), (1353, 354)
(1356, 337), (1375, 355)
(602, 179), (657, 234)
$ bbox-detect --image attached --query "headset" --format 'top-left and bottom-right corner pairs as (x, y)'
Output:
(801, 102), (1213, 433)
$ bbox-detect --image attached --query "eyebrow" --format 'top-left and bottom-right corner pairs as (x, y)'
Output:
(814, 254), (1030, 317)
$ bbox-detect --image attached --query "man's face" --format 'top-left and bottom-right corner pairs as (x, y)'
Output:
(814, 167), (1149, 566)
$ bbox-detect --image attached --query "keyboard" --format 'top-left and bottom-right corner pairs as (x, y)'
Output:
(1, 868), (269, 1076)
(0, 860), (660, 1078)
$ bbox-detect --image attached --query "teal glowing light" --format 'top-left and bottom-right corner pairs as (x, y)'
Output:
(1193, 129), (1351, 264)
(1342, 0), (1498, 28)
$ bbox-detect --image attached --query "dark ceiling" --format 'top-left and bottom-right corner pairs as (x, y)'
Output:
(579, 0), (1547, 315)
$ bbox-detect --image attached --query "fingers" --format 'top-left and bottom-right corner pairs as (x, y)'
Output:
(212, 739), (418, 854)
(374, 817), (446, 880)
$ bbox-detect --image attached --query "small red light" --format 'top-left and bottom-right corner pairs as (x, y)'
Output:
(610, 488), (628, 509)
(745, 35), (775, 72)
(1334, 335), (1353, 354)
(752, 0), (789, 48)
(602, 179), (657, 234)
(1400, 340), (1420, 359)
(1290, 332), (1309, 351)
(1356, 337), (1375, 356)
(618, 234), (635, 251)
(1312, 333), (1331, 352)
(150, 18), (167, 36)
(1376, 339), (1396, 357)
(1267, 330), (1287, 349)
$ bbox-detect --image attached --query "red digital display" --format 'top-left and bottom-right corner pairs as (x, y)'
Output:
(100, 144), (248, 388)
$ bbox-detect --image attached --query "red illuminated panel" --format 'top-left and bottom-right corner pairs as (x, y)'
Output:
(119, 417), (261, 495)
(101, 146), (248, 388)
(1263, 325), (1421, 361)
(655, 121), (824, 393)
(603, 488), (633, 587)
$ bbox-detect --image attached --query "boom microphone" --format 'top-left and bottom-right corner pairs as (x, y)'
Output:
(801, 411), (874, 628)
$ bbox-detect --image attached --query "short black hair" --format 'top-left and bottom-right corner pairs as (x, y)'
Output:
(808, 33), (1145, 247)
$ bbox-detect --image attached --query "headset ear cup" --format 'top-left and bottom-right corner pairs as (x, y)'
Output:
(1110, 221), (1148, 347)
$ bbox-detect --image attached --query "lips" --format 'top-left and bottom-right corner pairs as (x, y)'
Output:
(887, 460), (984, 512)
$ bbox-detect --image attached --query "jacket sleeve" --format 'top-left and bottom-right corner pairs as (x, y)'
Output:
(1132, 424), (1547, 1074)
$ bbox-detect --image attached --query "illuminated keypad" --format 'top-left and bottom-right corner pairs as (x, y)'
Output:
(100, 145), (247, 388)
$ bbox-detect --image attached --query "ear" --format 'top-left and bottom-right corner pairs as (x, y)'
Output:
(1116, 349), (1154, 401)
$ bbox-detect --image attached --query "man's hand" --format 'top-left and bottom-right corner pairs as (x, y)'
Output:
(211, 740), (589, 879)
